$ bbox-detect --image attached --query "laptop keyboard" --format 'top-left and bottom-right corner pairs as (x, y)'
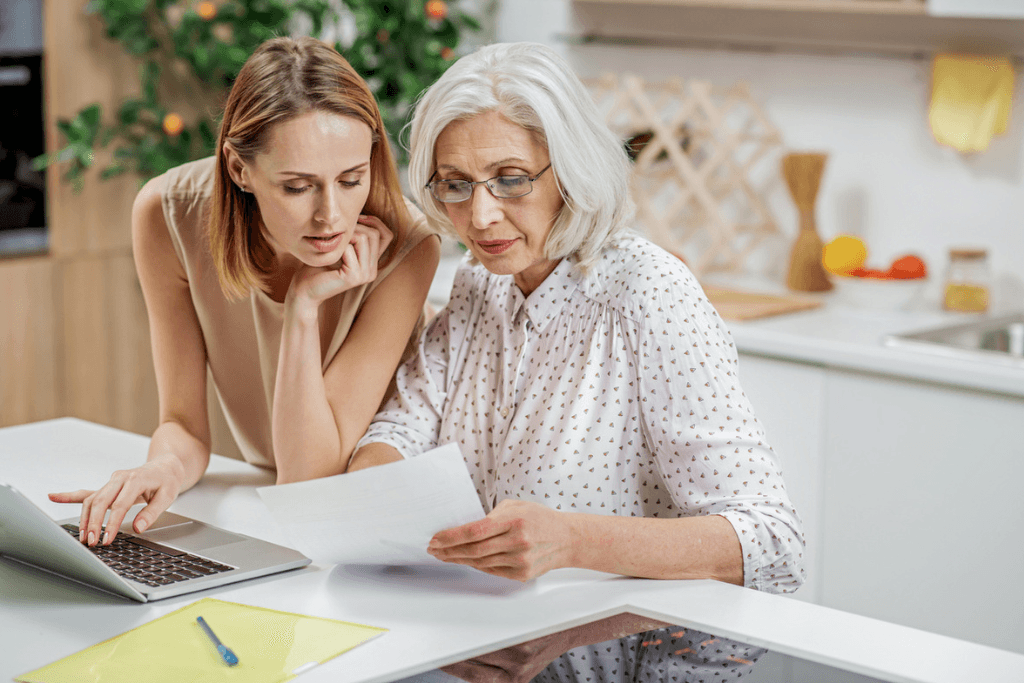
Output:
(61, 524), (235, 588)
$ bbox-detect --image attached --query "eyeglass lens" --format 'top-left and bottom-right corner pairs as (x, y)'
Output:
(428, 164), (551, 203)
(431, 176), (530, 202)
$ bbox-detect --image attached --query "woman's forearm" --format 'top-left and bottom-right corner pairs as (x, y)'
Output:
(566, 513), (744, 585)
(272, 305), (348, 483)
(146, 419), (212, 494)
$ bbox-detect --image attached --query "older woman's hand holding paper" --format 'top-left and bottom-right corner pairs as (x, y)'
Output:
(350, 42), (806, 683)
(258, 444), (485, 566)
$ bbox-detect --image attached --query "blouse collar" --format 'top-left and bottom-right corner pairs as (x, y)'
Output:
(505, 256), (582, 331)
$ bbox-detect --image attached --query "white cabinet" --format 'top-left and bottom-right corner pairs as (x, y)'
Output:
(820, 368), (1024, 654)
(736, 352), (1024, 655)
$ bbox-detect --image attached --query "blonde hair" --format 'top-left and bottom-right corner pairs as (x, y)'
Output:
(408, 42), (634, 270)
(209, 37), (408, 299)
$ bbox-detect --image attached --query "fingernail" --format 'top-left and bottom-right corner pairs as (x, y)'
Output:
(135, 519), (147, 533)
(102, 531), (110, 545)
(87, 531), (95, 546)
(79, 530), (84, 543)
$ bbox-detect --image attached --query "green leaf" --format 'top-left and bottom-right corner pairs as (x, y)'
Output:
(79, 103), (102, 131)
(100, 126), (116, 147)
(101, 164), (128, 180)
(117, 99), (143, 127)
(458, 12), (481, 31)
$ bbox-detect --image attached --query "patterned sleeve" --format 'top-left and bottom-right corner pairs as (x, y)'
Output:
(624, 277), (807, 594)
(355, 307), (451, 459)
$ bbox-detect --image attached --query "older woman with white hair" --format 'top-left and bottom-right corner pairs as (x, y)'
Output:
(348, 42), (806, 683)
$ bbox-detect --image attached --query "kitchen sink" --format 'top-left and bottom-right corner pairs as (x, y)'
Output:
(884, 313), (1024, 367)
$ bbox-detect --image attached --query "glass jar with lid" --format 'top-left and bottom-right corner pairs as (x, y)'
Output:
(943, 248), (991, 313)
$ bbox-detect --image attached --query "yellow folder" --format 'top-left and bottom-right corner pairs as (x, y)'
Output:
(16, 597), (387, 683)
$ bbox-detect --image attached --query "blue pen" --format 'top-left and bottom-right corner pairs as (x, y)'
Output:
(197, 616), (239, 667)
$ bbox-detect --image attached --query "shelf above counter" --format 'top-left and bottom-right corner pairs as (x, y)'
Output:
(569, 0), (1024, 60)
(573, 0), (927, 15)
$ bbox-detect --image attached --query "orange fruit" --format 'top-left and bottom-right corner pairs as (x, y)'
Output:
(196, 1), (216, 20)
(425, 0), (448, 20)
(822, 235), (868, 275)
(888, 254), (927, 279)
(861, 268), (891, 279)
(162, 112), (184, 136)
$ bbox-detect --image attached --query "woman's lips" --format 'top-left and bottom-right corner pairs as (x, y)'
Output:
(475, 239), (517, 255)
(304, 233), (344, 253)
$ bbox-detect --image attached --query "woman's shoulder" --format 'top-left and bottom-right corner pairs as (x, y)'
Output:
(397, 197), (438, 253)
(160, 156), (216, 202)
(151, 157), (216, 254)
(588, 234), (705, 318)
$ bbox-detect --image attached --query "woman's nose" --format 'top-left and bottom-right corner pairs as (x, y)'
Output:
(314, 185), (343, 226)
(468, 183), (502, 229)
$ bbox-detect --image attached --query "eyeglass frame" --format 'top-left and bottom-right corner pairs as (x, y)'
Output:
(425, 163), (552, 203)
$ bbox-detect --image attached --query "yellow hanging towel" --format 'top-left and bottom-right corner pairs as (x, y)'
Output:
(929, 53), (1015, 153)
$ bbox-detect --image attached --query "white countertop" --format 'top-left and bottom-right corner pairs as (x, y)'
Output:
(6, 419), (1024, 683)
(727, 304), (1024, 398)
(428, 253), (1024, 398)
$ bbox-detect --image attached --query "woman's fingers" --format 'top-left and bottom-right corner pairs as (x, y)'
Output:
(441, 660), (506, 683)
(287, 216), (396, 307)
(431, 515), (506, 549)
(80, 480), (125, 546)
(429, 500), (573, 581)
(62, 465), (178, 546)
(48, 490), (96, 543)
(132, 486), (177, 535)
(356, 214), (394, 255)
(47, 490), (93, 504)
(431, 532), (520, 561)
(349, 229), (376, 282)
(101, 481), (153, 544)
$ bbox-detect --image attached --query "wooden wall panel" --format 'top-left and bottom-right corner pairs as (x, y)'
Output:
(0, 257), (58, 427)
(57, 252), (158, 435)
(106, 254), (160, 433)
(38, 1), (241, 460)
(43, 0), (141, 257)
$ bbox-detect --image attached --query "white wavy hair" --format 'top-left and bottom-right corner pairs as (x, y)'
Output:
(407, 42), (635, 270)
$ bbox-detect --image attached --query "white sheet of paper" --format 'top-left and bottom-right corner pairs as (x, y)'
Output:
(256, 443), (486, 565)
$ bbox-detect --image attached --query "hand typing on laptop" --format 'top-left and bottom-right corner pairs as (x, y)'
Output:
(48, 422), (207, 547)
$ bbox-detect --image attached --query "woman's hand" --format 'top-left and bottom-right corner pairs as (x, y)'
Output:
(47, 456), (185, 546)
(427, 499), (575, 581)
(441, 629), (574, 683)
(286, 215), (393, 315)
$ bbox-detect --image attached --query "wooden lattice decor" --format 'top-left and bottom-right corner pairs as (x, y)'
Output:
(587, 73), (787, 277)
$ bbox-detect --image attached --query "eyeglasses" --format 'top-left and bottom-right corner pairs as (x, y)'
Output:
(425, 164), (552, 203)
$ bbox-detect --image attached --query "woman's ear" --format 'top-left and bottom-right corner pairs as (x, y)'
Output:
(222, 143), (251, 192)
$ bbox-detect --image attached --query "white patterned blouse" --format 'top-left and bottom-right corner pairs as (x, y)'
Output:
(360, 233), (804, 590)
(358, 234), (806, 680)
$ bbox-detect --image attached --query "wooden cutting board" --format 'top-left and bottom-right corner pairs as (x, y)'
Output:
(703, 285), (823, 321)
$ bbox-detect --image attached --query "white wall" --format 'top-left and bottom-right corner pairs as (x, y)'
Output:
(494, 0), (1024, 310)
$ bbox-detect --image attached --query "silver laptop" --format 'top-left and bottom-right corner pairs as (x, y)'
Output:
(0, 483), (310, 602)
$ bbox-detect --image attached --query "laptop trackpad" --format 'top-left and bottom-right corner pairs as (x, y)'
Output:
(143, 522), (244, 551)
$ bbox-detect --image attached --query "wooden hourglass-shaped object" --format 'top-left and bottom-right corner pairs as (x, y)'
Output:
(783, 152), (833, 292)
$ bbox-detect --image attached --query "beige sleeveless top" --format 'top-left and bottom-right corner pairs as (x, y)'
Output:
(161, 157), (436, 469)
